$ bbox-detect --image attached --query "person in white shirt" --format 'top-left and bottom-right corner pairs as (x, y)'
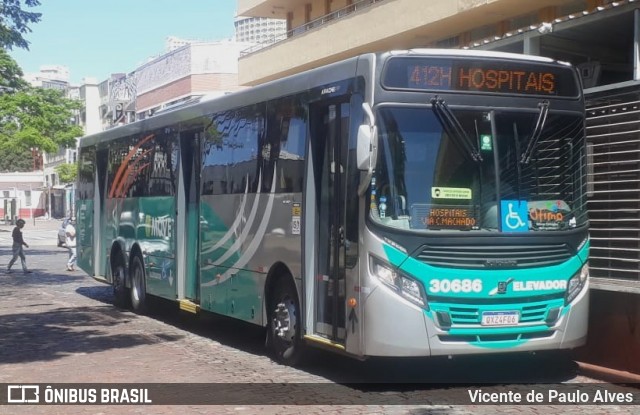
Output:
(65, 218), (77, 271)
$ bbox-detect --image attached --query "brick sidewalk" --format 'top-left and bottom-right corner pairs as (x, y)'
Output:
(0, 244), (638, 415)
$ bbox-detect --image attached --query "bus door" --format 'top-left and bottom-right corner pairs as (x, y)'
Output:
(95, 148), (108, 279)
(177, 130), (201, 301)
(309, 99), (350, 342)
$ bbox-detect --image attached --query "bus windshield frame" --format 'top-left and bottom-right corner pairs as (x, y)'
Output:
(368, 103), (587, 234)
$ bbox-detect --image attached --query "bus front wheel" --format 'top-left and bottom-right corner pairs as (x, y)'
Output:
(112, 255), (129, 308)
(267, 278), (303, 366)
(129, 255), (147, 314)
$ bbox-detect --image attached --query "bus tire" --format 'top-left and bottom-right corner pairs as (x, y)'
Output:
(267, 277), (304, 366)
(129, 255), (147, 314)
(112, 255), (129, 309)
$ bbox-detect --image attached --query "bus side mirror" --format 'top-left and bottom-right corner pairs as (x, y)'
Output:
(357, 102), (377, 195)
(357, 124), (376, 170)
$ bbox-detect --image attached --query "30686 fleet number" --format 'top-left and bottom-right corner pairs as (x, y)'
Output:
(428, 279), (483, 294)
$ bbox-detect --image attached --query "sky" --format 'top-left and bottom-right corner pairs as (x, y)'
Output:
(10, 0), (238, 84)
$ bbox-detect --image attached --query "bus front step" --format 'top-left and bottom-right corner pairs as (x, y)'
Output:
(179, 299), (200, 314)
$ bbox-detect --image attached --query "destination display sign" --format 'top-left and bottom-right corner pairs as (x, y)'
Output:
(383, 57), (579, 97)
(410, 204), (479, 230)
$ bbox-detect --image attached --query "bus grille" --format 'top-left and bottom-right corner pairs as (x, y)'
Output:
(438, 331), (554, 343)
(415, 244), (572, 269)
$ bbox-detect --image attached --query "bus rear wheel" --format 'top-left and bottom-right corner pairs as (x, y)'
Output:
(129, 255), (147, 314)
(112, 255), (129, 308)
(267, 278), (303, 366)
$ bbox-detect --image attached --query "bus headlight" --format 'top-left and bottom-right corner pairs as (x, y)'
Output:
(565, 262), (589, 305)
(369, 256), (427, 308)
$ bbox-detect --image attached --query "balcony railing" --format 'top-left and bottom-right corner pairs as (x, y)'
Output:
(240, 0), (386, 57)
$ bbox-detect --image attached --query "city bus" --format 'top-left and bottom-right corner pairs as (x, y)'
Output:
(76, 49), (589, 365)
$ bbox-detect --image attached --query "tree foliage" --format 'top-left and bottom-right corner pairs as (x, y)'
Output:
(0, 145), (31, 171)
(0, 1), (83, 172)
(0, 52), (84, 170)
(0, 47), (27, 90)
(0, 0), (42, 50)
(55, 162), (77, 184)
(0, 85), (83, 155)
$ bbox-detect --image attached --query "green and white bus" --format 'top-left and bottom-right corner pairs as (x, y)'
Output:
(76, 49), (589, 364)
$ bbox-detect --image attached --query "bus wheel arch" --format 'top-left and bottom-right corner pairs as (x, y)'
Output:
(110, 243), (129, 308)
(128, 245), (147, 314)
(265, 263), (304, 366)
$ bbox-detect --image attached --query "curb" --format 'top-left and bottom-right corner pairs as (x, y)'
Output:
(577, 361), (640, 384)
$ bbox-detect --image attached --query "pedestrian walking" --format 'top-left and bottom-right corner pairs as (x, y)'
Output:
(7, 218), (31, 273)
(65, 217), (77, 271)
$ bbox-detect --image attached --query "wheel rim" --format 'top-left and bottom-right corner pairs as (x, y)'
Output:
(273, 295), (297, 345)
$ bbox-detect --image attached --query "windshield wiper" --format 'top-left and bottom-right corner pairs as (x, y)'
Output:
(513, 122), (523, 201)
(431, 96), (482, 162)
(520, 100), (550, 165)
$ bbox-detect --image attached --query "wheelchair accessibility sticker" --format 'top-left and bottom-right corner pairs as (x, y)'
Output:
(501, 200), (528, 232)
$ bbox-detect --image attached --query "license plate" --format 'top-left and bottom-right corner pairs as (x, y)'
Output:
(481, 311), (519, 326)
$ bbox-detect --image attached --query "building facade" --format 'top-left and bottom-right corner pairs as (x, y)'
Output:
(95, 39), (250, 129)
(0, 172), (46, 222)
(135, 40), (250, 118)
(24, 64), (70, 91)
(98, 73), (136, 129)
(237, 0), (594, 86)
(234, 16), (287, 44)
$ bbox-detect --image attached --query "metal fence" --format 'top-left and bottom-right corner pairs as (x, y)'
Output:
(586, 86), (640, 287)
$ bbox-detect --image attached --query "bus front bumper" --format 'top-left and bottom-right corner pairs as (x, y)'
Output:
(361, 279), (589, 357)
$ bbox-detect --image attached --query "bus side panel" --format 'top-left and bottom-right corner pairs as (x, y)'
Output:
(76, 199), (94, 275)
(199, 195), (236, 315)
(137, 196), (176, 300)
(199, 189), (302, 325)
(199, 191), (265, 323)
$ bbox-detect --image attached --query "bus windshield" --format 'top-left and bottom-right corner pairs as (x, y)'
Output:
(370, 106), (587, 233)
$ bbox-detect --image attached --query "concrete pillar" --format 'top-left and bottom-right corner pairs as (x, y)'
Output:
(524, 33), (540, 56)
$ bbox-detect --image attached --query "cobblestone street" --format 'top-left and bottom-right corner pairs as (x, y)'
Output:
(0, 220), (638, 414)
